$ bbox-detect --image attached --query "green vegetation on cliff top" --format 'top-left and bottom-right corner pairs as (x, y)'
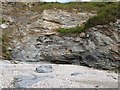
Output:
(57, 2), (119, 33)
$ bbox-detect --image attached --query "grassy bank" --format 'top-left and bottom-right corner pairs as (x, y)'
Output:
(38, 2), (115, 12)
(57, 2), (119, 34)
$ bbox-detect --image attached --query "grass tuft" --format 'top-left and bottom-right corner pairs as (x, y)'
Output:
(2, 29), (12, 60)
(57, 25), (85, 34)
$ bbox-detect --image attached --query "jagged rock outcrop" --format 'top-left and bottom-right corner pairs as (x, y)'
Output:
(2, 3), (120, 70)
(27, 9), (95, 33)
(34, 21), (119, 70)
(42, 9), (94, 28)
(9, 9), (95, 62)
(11, 18), (119, 70)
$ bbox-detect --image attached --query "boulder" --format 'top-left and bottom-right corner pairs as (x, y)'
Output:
(13, 75), (46, 88)
(35, 65), (53, 73)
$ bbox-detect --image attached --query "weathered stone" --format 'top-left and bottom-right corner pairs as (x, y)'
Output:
(35, 65), (53, 73)
(71, 45), (85, 53)
(110, 45), (119, 53)
(86, 40), (96, 50)
(93, 31), (115, 46)
(13, 75), (45, 88)
(79, 32), (86, 38)
(3, 5), (119, 71)
(7, 47), (12, 51)
(42, 9), (94, 29)
(92, 27), (98, 31)
(82, 50), (119, 70)
(74, 37), (81, 42)
(71, 72), (80, 76)
(96, 25), (103, 28)
(0, 24), (8, 29)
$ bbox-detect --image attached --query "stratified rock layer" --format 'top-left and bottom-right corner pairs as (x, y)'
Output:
(2, 3), (120, 70)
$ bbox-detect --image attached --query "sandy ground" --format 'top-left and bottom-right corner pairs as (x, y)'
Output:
(0, 63), (118, 89)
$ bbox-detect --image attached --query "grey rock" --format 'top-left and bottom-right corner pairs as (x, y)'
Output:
(35, 65), (53, 73)
(96, 25), (103, 28)
(42, 10), (94, 29)
(14, 75), (45, 88)
(79, 32), (86, 38)
(86, 40), (96, 50)
(71, 45), (85, 53)
(82, 50), (119, 70)
(74, 37), (81, 42)
(94, 31), (115, 46)
(92, 27), (98, 31)
(5, 7), (119, 71)
(71, 72), (80, 76)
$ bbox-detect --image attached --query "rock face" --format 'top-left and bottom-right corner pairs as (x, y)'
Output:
(2, 3), (120, 70)
(42, 9), (94, 29)
(82, 50), (119, 70)
(7, 9), (94, 63)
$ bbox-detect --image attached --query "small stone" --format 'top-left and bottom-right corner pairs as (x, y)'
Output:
(103, 25), (108, 28)
(35, 65), (53, 73)
(92, 27), (98, 31)
(74, 37), (81, 42)
(110, 45), (118, 53)
(86, 34), (90, 38)
(110, 22), (114, 26)
(96, 25), (103, 28)
(79, 32), (86, 38)
(71, 72), (80, 76)
(7, 47), (12, 51)
(0, 24), (8, 29)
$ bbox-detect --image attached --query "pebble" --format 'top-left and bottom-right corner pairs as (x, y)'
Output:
(35, 65), (53, 73)
(71, 72), (80, 76)
(0, 24), (8, 29)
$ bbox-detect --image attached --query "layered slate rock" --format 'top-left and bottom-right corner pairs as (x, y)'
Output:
(2, 3), (120, 70)
(42, 9), (94, 29)
(82, 50), (119, 70)
(9, 9), (94, 62)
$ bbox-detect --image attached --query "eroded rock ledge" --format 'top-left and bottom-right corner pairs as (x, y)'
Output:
(1, 4), (120, 70)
